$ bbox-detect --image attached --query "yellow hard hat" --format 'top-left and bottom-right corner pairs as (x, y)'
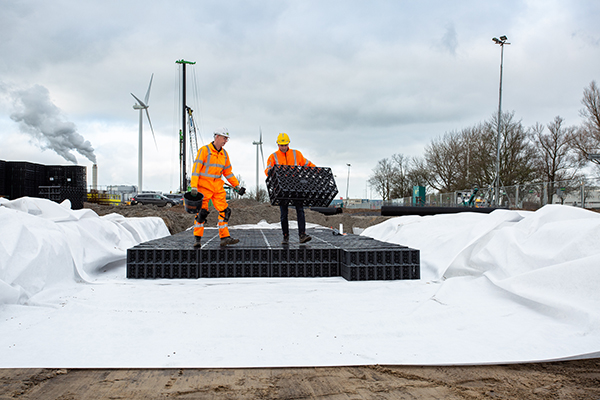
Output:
(276, 133), (290, 145)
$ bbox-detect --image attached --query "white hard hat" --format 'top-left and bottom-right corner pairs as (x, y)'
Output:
(214, 127), (230, 138)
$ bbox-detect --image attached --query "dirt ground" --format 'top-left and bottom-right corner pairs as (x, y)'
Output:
(2, 200), (599, 399)
(1, 360), (600, 399)
(83, 198), (392, 236)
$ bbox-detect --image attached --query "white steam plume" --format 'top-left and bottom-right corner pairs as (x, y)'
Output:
(10, 84), (96, 164)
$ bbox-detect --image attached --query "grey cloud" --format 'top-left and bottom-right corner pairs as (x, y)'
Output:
(436, 23), (458, 55)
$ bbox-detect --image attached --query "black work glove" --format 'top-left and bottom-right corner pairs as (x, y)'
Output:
(235, 186), (246, 196)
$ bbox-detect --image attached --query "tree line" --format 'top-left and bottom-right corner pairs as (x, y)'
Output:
(369, 81), (600, 205)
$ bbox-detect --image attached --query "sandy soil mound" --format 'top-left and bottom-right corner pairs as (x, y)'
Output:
(84, 199), (392, 235)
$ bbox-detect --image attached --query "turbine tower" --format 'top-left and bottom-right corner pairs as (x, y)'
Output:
(131, 73), (157, 193)
(252, 127), (265, 201)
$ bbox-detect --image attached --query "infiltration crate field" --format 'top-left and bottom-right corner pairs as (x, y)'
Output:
(266, 165), (338, 207)
(127, 228), (420, 281)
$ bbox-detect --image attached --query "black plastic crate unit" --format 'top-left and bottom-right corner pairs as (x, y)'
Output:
(266, 165), (338, 207)
(45, 165), (86, 187)
(126, 248), (200, 279)
(340, 245), (420, 281)
(341, 264), (420, 281)
(199, 248), (270, 278)
(0, 160), (5, 196)
(37, 185), (86, 210)
(7, 161), (37, 181)
(39, 186), (63, 202)
(271, 247), (340, 277)
(340, 248), (419, 266)
(6, 161), (40, 199)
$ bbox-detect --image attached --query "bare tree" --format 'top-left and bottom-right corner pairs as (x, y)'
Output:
(460, 124), (495, 189)
(421, 112), (534, 195)
(423, 132), (465, 192)
(406, 157), (431, 188)
(389, 154), (413, 199)
(532, 116), (578, 204)
(572, 81), (600, 171)
(483, 112), (538, 188)
(369, 158), (398, 201)
(249, 187), (269, 203)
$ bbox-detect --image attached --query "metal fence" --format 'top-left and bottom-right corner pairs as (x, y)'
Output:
(393, 178), (600, 210)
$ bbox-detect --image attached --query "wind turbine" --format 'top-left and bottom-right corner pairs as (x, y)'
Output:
(252, 127), (265, 200)
(131, 73), (157, 193)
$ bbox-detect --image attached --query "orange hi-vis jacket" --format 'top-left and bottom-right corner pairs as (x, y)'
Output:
(264, 148), (315, 176)
(191, 142), (240, 238)
(191, 142), (240, 192)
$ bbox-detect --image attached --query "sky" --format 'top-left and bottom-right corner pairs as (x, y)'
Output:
(1, 0), (599, 197)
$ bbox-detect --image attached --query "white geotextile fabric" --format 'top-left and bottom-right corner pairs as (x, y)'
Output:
(1, 198), (599, 368)
(0, 197), (169, 304)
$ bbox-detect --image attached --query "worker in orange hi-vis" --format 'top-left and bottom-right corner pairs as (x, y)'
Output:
(264, 132), (315, 245)
(190, 127), (246, 248)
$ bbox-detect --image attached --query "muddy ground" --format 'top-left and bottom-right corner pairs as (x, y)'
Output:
(1, 201), (599, 399)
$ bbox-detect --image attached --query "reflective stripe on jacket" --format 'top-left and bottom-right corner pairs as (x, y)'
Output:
(264, 149), (315, 176)
(191, 142), (240, 190)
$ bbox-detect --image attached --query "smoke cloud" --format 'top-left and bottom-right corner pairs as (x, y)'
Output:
(10, 84), (97, 164)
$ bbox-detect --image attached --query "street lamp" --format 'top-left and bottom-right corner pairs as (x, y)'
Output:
(492, 35), (510, 206)
(346, 163), (351, 200)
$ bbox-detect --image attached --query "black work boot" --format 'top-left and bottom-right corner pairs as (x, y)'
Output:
(299, 233), (312, 243)
(193, 236), (202, 248)
(220, 236), (240, 247)
(281, 234), (289, 245)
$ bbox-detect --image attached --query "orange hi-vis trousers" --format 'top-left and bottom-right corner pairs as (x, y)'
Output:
(193, 186), (231, 239)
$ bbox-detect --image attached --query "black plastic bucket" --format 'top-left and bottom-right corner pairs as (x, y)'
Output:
(183, 191), (204, 214)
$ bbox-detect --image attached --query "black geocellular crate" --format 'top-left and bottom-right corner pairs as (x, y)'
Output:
(46, 165), (86, 187)
(266, 165), (338, 207)
(0, 160), (5, 196)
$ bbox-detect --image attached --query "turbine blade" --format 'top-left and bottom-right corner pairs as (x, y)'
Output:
(145, 109), (158, 150)
(131, 93), (147, 108)
(144, 73), (154, 105)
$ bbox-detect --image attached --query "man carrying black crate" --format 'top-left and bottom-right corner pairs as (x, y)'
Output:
(265, 133), (315, 245)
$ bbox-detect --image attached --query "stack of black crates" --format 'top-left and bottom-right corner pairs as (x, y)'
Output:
(0, 159), (87, 209)
(266, 165), (338, 207)
(0, 160), (6, 199)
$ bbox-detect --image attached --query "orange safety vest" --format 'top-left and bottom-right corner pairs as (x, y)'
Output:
(191, 142), (240, 191)
(264, 149), (315, 176)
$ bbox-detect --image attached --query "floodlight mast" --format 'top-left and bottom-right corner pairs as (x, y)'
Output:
(176, 59), (196, 193)
(492, 36), (510, 206)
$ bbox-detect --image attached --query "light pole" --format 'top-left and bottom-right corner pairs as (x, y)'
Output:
(346, 163), (351, 200)
(492, 35), (510, 206)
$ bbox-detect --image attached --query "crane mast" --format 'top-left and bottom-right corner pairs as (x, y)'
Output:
(175, 59), (196, 192)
